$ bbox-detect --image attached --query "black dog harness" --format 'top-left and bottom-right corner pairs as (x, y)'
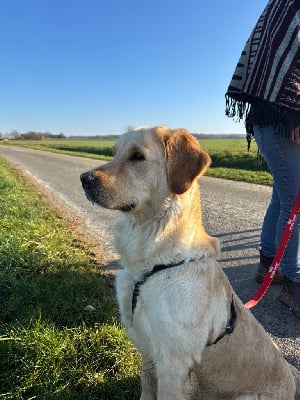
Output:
(206, 296), (237, 346)
(132, 259), (187, 314)
(131, 259), (237, 346)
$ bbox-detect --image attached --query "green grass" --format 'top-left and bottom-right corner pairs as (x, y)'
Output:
(4, 137), (273, 185)
(4, 139), (115, 161)
(0, 158), (141, 399)
(199, 139), (272, 185)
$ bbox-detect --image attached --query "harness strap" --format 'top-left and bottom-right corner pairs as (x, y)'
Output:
(207, 296), (237, 346)
(131, 259), (237, 346)
(132, 259), (190, 315)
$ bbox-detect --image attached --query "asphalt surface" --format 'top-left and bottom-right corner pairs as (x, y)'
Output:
(0, 145), (299, 369)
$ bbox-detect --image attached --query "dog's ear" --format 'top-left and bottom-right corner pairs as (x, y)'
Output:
(162, 129), (211, 194)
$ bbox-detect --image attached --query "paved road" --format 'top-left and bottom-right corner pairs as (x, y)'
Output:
(0, 145), (299, 368)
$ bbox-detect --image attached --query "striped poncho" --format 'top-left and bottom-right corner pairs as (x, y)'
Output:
(225, 0), (300, 143)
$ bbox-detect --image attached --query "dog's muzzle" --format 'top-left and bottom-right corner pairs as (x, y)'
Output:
(80, 170), (136, 212)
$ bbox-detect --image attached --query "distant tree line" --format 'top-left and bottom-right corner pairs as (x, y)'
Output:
(67, 135), (121, 140)
(193, 133), (245, 139)
(0, 130), (245, 140)
(69, 133), (245, 140)
(0, 131), (120, 140)
(0, 131), (66, 140)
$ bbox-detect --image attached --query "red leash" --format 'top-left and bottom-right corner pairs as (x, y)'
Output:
(245, 189), (300, 309)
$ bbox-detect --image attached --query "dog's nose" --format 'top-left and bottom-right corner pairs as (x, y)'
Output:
(80, 171), (95, 186)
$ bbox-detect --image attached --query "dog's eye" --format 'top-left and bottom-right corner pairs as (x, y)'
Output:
(129, 152), (145, 162)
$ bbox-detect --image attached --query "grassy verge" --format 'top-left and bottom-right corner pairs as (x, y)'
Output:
(4, 138), (273, 186)
(0, 158), (140, 399)
(4, 140), (115, 161)
(200, 139), (272, 185)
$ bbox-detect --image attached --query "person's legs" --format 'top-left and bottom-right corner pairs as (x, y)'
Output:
(254, 125), (300, 282)
(273, 134), (300, 283)
(254, 128), (282, 283)
(254, 127), (279, 260)
(254, 125), (300, 318)
(260, 184), (280, 258)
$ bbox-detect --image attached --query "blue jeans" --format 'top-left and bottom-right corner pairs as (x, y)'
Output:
(254, 126), (300, 282)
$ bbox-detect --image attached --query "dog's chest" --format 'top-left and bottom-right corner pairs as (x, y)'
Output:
(116, 266), (217, 362)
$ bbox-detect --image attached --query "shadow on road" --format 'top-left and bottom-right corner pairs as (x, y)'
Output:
(214, 227), (299, 369)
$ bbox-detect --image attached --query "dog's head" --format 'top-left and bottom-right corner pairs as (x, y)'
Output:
(80, 126), (211, 212)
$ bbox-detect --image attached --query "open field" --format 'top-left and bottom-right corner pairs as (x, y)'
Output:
(4, 138), (273, 185)
(0, 158), (140, 399)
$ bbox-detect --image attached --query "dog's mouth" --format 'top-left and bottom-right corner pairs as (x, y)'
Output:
(83, 189), (96, 205)
(83, 189), (137, 213)
(83, 187), (136, 212)
(87, 196), (136, 213)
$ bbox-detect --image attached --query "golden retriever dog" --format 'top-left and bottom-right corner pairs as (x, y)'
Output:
(80, 126), (300, 400)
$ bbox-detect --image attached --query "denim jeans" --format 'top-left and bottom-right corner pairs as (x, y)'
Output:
(254, 126), (300, 282)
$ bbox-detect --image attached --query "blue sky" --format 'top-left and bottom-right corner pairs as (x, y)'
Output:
(1, 0), (267, 136)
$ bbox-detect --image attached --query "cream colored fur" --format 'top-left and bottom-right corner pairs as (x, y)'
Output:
(81, 126), (300, 400)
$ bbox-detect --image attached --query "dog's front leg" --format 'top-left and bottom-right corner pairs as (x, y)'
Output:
(155, 359), (199, 400)
(140, 359), (157, 400)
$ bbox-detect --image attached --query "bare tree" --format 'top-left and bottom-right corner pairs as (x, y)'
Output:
(8, 130), (21, 139)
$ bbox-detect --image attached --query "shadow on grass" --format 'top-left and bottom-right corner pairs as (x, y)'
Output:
(0, 268), (116, 328)
(0, 366), (141, 400)
(0, 257), (141, 398)
(84, 376), (141, 400)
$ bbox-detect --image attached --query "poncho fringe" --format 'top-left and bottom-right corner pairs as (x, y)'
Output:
(225, 0), (300, 144)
